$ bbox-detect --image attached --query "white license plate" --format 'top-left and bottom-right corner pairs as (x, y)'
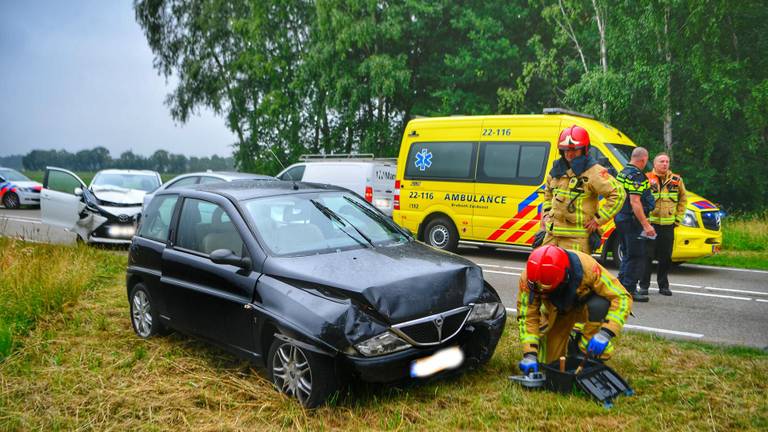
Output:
(410, 346), (464, 378)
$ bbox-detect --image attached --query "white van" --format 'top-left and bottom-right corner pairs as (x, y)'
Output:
(276, 154), (397, 216)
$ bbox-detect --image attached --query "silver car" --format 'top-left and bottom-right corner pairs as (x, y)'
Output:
(142, 171), (274, 209)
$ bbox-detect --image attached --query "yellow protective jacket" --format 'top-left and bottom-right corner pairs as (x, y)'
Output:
(646, 170), (687, 225)
(542, 158), (625, 238)
(516, 250), (632, 355)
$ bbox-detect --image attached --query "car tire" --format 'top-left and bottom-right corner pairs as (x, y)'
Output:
(129, 283), (165, 338)
(424, 216), (459, 252)
(2, 192), (20, 209)
(267, 337), (338, 408)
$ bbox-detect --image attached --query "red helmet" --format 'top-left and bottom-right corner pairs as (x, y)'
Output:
(526, 245), (570, 293)
(558, 125), (590, 152)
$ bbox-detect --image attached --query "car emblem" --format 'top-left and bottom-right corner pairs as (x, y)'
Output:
(118, 214), (130, 223)
(434, 316), (444, 340)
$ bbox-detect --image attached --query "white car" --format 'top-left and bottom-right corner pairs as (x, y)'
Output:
(40, 167), (162, 244)
(142, 171), (274, 209)
(0, 167), (43, 208)
(277, 155), (397, 216)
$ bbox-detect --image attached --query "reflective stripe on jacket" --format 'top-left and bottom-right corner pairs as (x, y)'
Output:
(647, 170), (688, 225)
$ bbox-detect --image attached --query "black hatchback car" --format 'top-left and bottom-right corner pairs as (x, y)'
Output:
(127, 180), (505, 407)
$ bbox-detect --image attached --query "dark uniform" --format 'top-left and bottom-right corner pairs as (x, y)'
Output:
(614, 164), (655, 297)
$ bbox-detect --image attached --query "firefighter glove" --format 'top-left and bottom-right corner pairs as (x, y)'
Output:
(586, 330), (612, 356)
(519, 353), (539, 374)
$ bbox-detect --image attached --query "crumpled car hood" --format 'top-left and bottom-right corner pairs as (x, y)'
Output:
(91, 188), (147, 205)
(263, 241), (488, 323)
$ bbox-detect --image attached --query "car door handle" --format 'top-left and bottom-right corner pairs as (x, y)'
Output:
(243, 303), (254, 310)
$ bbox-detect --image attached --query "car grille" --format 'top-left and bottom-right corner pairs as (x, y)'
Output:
(392, 306), (471, 346)
(700, 210), (721, 231)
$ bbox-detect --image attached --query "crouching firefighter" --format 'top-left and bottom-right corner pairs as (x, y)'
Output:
(516, 245), (633, 374)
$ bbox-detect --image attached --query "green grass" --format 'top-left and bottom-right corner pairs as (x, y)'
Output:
(0, 242), (766, 430)
(0, 238), (124, 360)
(692, 212), (768, 269)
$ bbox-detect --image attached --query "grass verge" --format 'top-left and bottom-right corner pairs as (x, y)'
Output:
(0, 238), (124, 360)
(1, 250), (766, 431)
(692, 212), (768, 270)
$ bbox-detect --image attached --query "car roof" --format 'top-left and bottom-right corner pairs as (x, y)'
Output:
(198, 171), (274, 180)
(187, 179), (346, 201)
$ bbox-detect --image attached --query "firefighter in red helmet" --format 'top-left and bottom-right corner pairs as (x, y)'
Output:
(516, 245), (632, 373)
(539, 125), (625, 253)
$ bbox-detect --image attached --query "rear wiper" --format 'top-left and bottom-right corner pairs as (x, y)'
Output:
(310, 199), (374, 247)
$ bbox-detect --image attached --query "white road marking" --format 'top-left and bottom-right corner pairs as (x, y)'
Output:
(623, 324), (704, 338)
(756, 299), (768, 303)
(504, 308), (704, 339)
(484, 270), (520, 276)
(649, 288), (752, 301)
(682, 263), (768, 275)
(0, 217), (43, 225)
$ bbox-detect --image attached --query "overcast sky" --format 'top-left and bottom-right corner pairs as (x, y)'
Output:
(0, 0), (236, 158)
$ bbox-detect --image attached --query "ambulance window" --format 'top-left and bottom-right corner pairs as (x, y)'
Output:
(477, 142), (548, 185)
(404, 142), (476, 180)
(589, 147), (610, 166)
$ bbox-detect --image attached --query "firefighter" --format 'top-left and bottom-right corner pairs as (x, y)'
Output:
(540, 125), (625, 254)
(614, 147), (656, 303)
(516, 245), (632, 373)
(640, 153), (687, 296)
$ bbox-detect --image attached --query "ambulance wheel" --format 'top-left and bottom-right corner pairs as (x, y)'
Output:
(425, 216), (459, 252)
(611, 237), (624, 268)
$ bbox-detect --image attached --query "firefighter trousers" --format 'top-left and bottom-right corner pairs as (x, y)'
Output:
(538, 295), (615, 364)
(640, 224), (675, 291)
(542, 233), (592, 254)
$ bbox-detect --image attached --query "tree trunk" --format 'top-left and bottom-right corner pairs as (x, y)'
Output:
(663, 5), (673, 156)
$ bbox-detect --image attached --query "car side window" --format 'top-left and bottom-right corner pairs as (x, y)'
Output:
(46, 170), (82, 195)
(476, 142), (549, 185)
(279, 165), (306, 181)
(176, 198), (245, 256)
(167, 177), (199, 190)
(138, 194), (179, 242)
(198, 176), (225, 185)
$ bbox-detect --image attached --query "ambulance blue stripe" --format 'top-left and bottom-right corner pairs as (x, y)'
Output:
(518, 186), (544, 212)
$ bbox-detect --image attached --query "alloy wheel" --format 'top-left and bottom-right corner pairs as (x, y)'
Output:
(272, 343), (313, 406)
(131, 290), (153, 337)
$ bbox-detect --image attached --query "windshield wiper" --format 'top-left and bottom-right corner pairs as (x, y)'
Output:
(342, 196), (411, 240)
(310, 199), (374, 247)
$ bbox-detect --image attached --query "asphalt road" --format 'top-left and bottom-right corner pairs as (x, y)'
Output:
(2, 207), (767, 349)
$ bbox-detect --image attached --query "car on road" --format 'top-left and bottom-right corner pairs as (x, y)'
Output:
(0, 167), (42, 208)
(277, 154), (397, 216)
(142, 171), (274, 209)
(41, 167), (162, 244)
(127, 179), (506, 407)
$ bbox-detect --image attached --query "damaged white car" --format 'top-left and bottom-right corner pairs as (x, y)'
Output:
(41, 167), (162, 244)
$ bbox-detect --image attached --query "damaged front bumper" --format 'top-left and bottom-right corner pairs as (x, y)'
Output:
(342, 312), (506, 383)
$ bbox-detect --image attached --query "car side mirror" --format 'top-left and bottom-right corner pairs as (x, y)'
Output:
(210, 249), (251, 270)
(74, 187), (83, 196)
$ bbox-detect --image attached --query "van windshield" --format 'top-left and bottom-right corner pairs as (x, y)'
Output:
(605, 143), (653, 170)
(244, 191), (409, 257)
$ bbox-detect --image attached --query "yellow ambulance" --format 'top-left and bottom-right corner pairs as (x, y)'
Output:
(392, 109), (722, 263)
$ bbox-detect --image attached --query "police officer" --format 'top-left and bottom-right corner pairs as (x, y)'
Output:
(540, 125), (625, 253)
(516, 245), (632, 372)
(614, 147), (656, 303)
(640, 153), (687, 296)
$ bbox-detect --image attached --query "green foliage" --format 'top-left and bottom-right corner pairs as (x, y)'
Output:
(135, 0), (768, 209)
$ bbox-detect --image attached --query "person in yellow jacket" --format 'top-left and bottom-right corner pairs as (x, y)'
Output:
(540, 125), (625, 253)
(639, 153), (688, 296)
(516, 245), (632, 374)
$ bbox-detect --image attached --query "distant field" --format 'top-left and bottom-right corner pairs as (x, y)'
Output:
(693, 212), (768, 270)
(23, 171), (178, 185)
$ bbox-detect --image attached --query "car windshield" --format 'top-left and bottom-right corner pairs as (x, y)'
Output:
(92, 173), (160, 192)
(0, 169), (30, 182)
(244, 191), (409, 256)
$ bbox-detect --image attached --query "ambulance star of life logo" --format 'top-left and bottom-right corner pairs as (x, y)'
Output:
(415, 148), (433, 171)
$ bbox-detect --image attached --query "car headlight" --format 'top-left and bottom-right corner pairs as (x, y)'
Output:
(468, 302), (502, 322)
(681, 209), (698, 227)
(354, 331), (411, 357)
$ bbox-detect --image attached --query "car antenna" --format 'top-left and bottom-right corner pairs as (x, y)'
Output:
(266, 146), (286, 171)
